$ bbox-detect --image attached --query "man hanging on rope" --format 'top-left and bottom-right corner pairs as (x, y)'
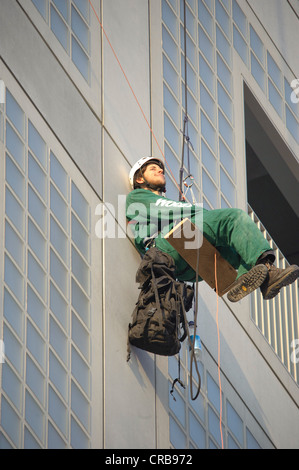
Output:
(126, 157), (299, 302)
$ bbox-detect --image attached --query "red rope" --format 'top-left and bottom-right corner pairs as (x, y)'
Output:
(88, 0), (185, 199)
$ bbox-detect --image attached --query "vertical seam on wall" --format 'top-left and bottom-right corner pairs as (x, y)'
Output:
(148, 0), (158, 450)
(100, 0), (106, 450)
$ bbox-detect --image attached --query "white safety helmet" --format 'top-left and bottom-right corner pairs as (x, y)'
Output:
(129, 156), (165, 189)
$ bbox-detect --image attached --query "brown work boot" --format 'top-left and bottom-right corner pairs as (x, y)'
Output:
(227, 264), (268, 302)
(260, 263), (299, 300)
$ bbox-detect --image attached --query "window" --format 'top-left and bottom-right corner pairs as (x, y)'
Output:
(32, 0), (90, 83)
(1, 87), (96, 448)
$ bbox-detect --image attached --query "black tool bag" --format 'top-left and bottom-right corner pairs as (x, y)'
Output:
(127, 247), (194, 360)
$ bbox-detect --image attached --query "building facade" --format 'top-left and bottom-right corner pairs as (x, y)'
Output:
(0, 0), (298, 449)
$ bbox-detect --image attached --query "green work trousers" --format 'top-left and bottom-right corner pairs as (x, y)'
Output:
(155, 208), (272, 282)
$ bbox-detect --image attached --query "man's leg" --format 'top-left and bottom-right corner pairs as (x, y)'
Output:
(201, 208), (272, 277)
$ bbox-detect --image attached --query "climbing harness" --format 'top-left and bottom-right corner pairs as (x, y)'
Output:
(89, 0), (223, 432)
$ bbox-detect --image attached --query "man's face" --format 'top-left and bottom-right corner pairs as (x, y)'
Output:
(136, 163), (165, 188)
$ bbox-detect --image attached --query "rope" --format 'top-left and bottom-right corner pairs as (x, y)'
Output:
(214, 252), (224, 449)
(88, 0), (185, 200)
(179, 0), (194, 201)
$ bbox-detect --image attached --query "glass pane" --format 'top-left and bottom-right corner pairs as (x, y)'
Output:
(6, 153), (25, 203)
(216, 26), (231, 67)
(50, 316), (68, 365)
(219, 138), (234, 177)
(201, 111), (216, 153)
(72, 312), (90, 360)
(162, 25), (179, 68)
(71, 417), (89, 449)
(207, 373), (220, 412)
(267, 52), (282, 91)
(208, 405), (222, 447)
(218, 109), (234, 151)
(49, 350), (68, 401)
(220, 167), (235, 205)
(199, 53), (215, 96)
(163, 54), (179, 97)
(164, 112), (180, 155)
(169, 415), (186, 448)
(28, 251), (47, 301)
(181, 54), (197, 95)
(26, 320), (46, 370)
(50, 183), (68, 232)
(50, 152), (68, 200)
(232, 0), (247, 38)
(6, 90), (25, 138)
(48, 386), (68, 437)
(246, 428), (261, 449)
(71, 346), (90, 396)
(50, 248), (69, 298)
(28, 174), (47, 234)
(73, 0), (89, 22)
(51, 4), (69, 52)
(284, 77), (299, 118)
(0, 396), (21, 447)
(71, 380), (90, 431)
(71, 246), (90, 295)
(268, 79), (283, 118)
(32, 0), (47, 20)
(72, 35), (89, 82)
(52, 0), (68, 21)
(2, 364), (22, 412)
(71, 5), (89, 52)
(162, 0), (178, 40)
(217, 53), (232, 95)
(202, 169), (218, 207)
(215, 0), (230, 39)
(71, 278), (90, 328)
(6, 121), (25, 170)
(4, 288), (23, 340)
(217, 81), (233, 123)
(5, 186), (25, 237)
(26, 355), (45, 406)
(202, 139), (217, 181)
(28, 218), (47, 268)
(28, 152), (47, 202)
(227, 401), (243, 446)
(198, 0), (213, 39)
(233, 25), (248, 65)
(51, 215), (69, 265)
(48, 422), (67, 449)
(182, 84), (198, 125)
(4, 254), (24, 306)
(286, 106), (299, 144)
(200, 83), (216, 124)
(250, 26), (264, 65)
(250, 52), (265, 92)
(164, 83), (180, 127)
(189, 411), (206, 448)
(28, 121), (47, 170)
(168, 383), (186, 426)
(5, 220), (24, 270)
(50, 281), (69, 331)
(24, 427), (41, 449)
(198, 25), (214, 68)
(0, 110), (4, 142)
(27, 284), (47, 335)
(180, 0), (196, 40)
(71, 213), (89, 262)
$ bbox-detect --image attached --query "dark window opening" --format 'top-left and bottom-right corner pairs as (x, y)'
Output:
(244, 84), (299, 266)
